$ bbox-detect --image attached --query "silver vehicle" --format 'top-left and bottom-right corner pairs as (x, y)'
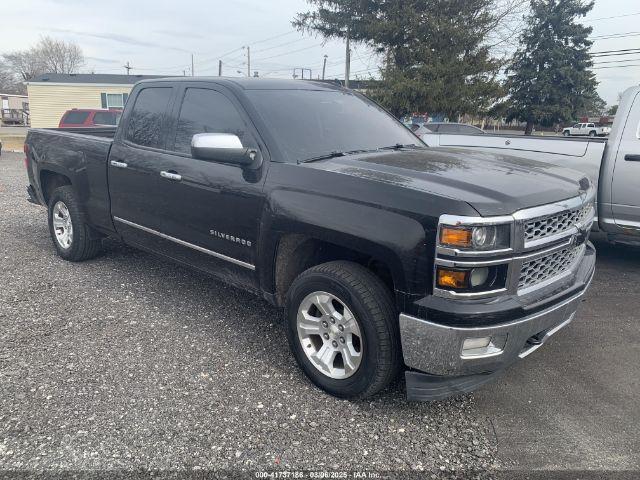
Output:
(416, 122), (484, 136)
(563, 122), (611, 137)
(420, 86), (640, 246)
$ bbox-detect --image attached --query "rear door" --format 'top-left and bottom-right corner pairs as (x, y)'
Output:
(108, 84), (178, 246)
(611, 90), (640, 231)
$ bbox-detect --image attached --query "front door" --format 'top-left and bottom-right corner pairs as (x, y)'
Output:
(151, 84), (268, 289)
(611, 90), (640, 231)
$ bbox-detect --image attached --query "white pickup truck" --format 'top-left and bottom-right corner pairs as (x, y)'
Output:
(562, 122), (611, 137)
(420, 86), (640, 246)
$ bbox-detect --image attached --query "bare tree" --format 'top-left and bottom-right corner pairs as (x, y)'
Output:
(37, 36), (84, 74)
(2, 36), (84, 82)
(0, 61), (26, 94)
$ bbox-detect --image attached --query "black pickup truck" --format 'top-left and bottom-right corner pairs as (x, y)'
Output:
(25, 78), (596, 400)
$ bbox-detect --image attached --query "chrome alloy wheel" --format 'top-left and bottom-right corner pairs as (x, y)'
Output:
(296, 291), (363, 379)
(52, 201), (73, 249)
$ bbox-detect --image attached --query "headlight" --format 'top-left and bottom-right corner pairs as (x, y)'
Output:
(439, 224), (510, 251)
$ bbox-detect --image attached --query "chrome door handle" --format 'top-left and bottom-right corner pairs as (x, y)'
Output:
(160, 171), (182, 181)
(110, 160), (128, 168)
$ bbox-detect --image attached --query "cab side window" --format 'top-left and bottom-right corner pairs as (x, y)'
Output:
(126, 87), (173, 149)
(173, 88), (252, 155)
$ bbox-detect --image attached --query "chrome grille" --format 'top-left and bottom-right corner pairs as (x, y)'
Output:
(524, 204), (592, 243)
(518, 245), (583, 290)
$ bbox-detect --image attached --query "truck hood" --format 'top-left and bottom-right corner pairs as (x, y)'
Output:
(304, 148), (590, 216)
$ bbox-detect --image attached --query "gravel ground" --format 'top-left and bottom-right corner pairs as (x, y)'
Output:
(0, 152), (498, 476)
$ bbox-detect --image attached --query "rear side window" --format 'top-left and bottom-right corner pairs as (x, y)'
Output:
(63, 111), (89, 125)
(93, 111), (118, 125)
(173, 88), (251, 155)
(458, 125), (483, 134)
(126, 87), (173, 148)
(436, 124), (460, 134)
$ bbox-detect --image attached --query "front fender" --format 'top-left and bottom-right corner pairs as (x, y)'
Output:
(258, 188), (434, 299)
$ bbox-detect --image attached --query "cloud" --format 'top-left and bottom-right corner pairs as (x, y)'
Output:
(44, 27), (192, 53)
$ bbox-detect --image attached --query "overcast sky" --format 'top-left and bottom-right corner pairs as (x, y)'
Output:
(1, 0), (638, 105)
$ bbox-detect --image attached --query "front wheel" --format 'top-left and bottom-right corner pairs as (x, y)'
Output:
(589, 131), (596, 137)
(48, 186), (103, 261)
(285, 261), (401, 399)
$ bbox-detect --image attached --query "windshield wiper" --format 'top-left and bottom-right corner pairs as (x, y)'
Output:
(377, 143), (424, 151)
(298, 149), (375, 164)
(298, 151), (346, 164)
(298, 145), (422, 164)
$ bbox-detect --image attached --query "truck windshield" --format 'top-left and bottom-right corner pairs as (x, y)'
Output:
(246, 89), (424, 163)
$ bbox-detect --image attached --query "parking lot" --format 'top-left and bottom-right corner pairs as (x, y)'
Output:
(1, 151), (638, 476)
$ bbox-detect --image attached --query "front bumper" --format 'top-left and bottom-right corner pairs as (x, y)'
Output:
(400, 242), (595, 400)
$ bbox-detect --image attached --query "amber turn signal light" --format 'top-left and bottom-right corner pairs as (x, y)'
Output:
(436, 268), (469, 289)
(440, 227), (472, 248)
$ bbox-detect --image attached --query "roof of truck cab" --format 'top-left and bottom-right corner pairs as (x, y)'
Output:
(136, 76), (347, 91)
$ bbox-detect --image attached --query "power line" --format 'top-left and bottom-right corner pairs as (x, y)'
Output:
(585, 12), (640, 22)
(251, 36), (307, 54)
(593, 57), (640, 65)
(590, 47), (640, 55)
(591, 63), (640, 69)
(591, 31), (640, 40)
(252, 43), (326, 62)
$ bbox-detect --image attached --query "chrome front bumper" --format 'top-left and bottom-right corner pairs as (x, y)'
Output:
(400, 248), (595, 377)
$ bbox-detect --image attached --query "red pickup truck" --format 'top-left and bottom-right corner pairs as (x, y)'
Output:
(58, 109), (121, 128)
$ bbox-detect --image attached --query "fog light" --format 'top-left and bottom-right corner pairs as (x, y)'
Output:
(470, 267), (489, 287)
(462, 337), (491, 350)
(461, 335), (507, 358)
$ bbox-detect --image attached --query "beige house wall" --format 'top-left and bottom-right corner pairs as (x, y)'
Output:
(26, 83), (134, 128)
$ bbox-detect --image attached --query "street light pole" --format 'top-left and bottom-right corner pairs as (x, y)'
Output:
(247, 46), (251, 78)
(322, 55), (328, 80)
(345, 27), (351, 89)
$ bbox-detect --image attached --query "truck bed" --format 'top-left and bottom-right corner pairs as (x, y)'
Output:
(26, 128), (114, 233)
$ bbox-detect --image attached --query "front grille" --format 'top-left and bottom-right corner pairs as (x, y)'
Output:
(525, 204), (592, 243)
(518, 245), (583, 290)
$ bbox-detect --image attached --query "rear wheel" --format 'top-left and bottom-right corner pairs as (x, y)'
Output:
(48, 186), (102, 261)
(285, 261), (401, 399)
(563, 131), (570, 137)
(589, 130), (596, 137)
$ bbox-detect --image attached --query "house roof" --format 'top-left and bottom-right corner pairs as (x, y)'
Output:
(27, 73), (168, 85)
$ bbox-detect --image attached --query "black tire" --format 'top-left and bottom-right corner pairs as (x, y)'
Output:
(563, 131), (570, 137)
(47, 186), (102, 261)
(589, 130), (596, 137)
(285, 260), (401, 399)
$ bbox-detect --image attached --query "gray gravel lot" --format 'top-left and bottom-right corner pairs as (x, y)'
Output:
(0, 152), (497, 476)
(2, 150), (638, 478)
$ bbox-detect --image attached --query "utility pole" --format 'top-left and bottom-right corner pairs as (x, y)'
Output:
(124, 61), (132, 75)
(322, 54), (328, 80)
(191, 54), (195, 76)
(218, 60), (222, 76)
(344, 27), (351, 89)
(246, 46), (251, 78)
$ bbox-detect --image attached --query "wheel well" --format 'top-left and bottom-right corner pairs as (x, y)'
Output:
(273, 234), (395, 306)
(40, 171), (71, 205)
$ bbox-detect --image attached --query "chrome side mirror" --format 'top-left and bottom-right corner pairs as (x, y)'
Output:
(191, 133), (261, 168)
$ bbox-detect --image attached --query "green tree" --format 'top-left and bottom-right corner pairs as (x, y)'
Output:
(608, 104), (618, 116)
(504, 0), (597, 134)
(293, 0), (507, 118)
